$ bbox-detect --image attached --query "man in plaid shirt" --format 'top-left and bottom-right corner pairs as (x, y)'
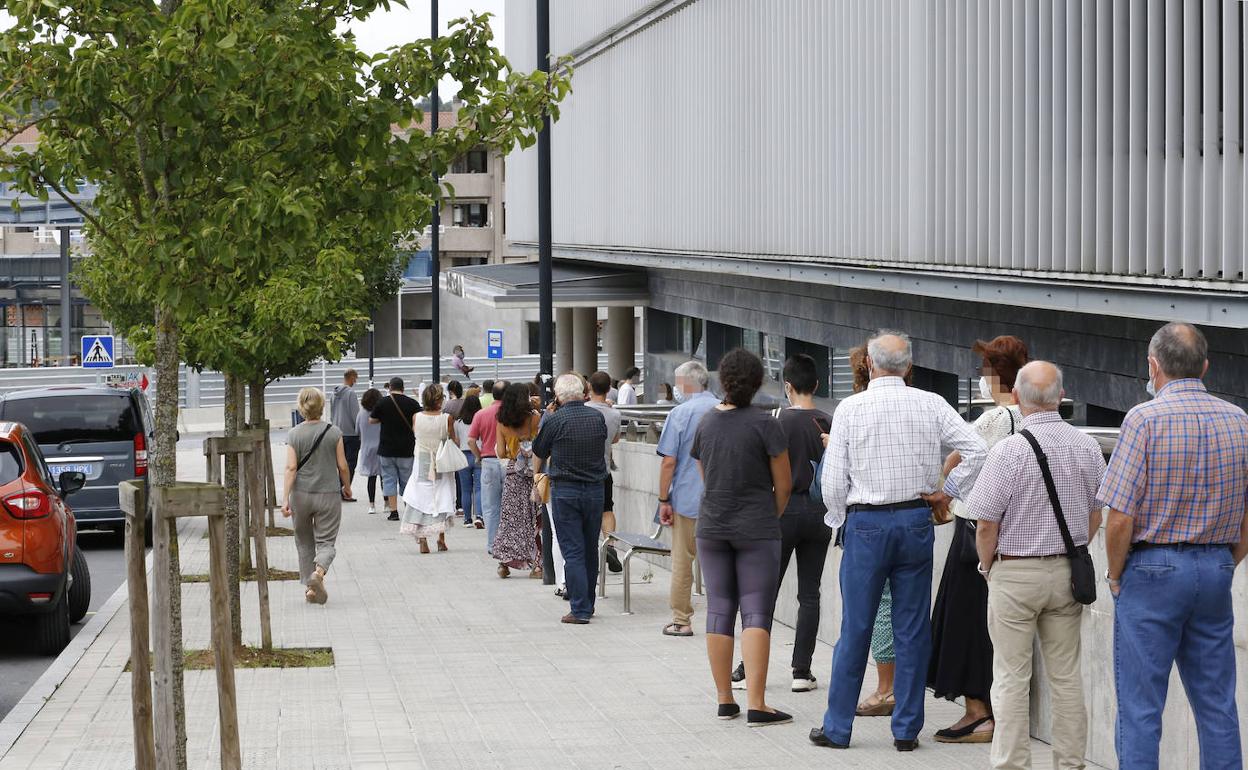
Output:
(1099, 322), (1248, 770)
(967, 361), (1106, 770)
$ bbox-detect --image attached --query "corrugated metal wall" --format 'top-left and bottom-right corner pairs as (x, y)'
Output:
(506, 0), (1247, 286)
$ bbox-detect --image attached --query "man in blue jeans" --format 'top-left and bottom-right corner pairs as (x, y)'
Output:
(1100, 322), (1248, 770)
(533, 373), (608, 624)
(469, 380), (507, 550)
(809, 332), (986, 752)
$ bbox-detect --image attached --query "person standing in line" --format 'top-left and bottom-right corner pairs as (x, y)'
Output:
(399, 384), (456, 553)
(479, 379), (496, 408)
(928, 335), (1030, 744)
(810, 331), (987, 753)
(655, 383), (675, 406)
(443, 380), (465, 515)
(689, 349), (793, 726)
(283, 387), (352, 605)
(468, 380), (507, 550)
(532, 373), (608, 624)
(491, 383), (542, 578)
(331, 368), (361, 502)
(355, 388), (383, 515)
(585, 371), (623, 573)
(617, 367), (641, 405)
(370, 377), (420, 522)
(657, 360), (718, 637)
(966, 361), (1104, 770)
(730, 353), (832, 695)
(1100, 322), (1248, 770)
(452, 344), (474, 377)
(456, 395), (484, 529)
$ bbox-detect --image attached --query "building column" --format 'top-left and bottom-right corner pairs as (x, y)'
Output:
(556, 307), (573, 374)
(572, 307), (597, 375)
(605, 306), (635, 380)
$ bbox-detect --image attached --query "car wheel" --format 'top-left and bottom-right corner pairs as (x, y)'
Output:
(68, 548), (91, 624)
(34, 594), (71, 656)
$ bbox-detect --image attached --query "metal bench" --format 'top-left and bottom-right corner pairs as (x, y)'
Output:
(598, 524), (702, 614)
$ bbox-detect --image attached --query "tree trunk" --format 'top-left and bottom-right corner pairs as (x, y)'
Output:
(151, 306), (187, 770)
(248, 380), (277, 527)
(223, 373), (243, 649)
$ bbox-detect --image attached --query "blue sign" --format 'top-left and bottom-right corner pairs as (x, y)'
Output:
(81, 335), (115, 369)
(486, 329), (504, 360)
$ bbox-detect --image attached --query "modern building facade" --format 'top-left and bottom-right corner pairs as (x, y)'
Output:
(503, 1), (1247, 766)
(505, 0), (1247, 418)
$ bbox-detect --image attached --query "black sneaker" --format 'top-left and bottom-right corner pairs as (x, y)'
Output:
(895, 738), (919, 752)
(387, 511), (399, 521)
(808, 727), (848, 749)
(730, 661), (747, 690)
(791, 669), (817, 692)
(604, 544), (623, 573)
(747, 709), (792, 728)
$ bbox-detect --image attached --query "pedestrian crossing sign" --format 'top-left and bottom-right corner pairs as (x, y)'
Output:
(81, 335), (114, 369)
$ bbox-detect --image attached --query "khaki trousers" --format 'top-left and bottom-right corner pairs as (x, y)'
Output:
(669, 513), (698, 626)
(987, 558), (1087, 770)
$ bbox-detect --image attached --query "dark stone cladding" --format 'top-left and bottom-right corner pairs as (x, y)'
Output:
(643, 268), (1248, 414)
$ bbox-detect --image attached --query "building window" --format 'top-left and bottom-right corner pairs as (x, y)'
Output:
(452, 202), (488, 227)
(451, 149), (488, 174)
(34, 227), (58, 245)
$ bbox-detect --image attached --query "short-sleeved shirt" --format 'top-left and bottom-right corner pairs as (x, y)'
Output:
(468, 401), (502, 458)
(690, 406), (788, 540)
(532, 401), (608, 483)
(370, 393), (419, 458)
(288, 421), (343, 494)
(777, 407), (831, 516)
(656, 391), (719, 519)
(617, 381), (638, 406)
(443, 397), (464, 419)
(585, 399), (622, 465)
(1098, 379), (1248, 544)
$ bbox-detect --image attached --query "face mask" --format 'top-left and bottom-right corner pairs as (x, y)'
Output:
(978, 376), (994, 400)
(672, 385), (685, 403)
(1145, 377), (1156, 397)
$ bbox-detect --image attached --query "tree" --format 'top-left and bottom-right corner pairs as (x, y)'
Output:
(1, 2), (568, 765)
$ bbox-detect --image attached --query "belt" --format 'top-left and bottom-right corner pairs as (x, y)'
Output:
(1131, 541), (1232, 553)
(848, 499), (927, 513)
(998, 554), (1064, 561)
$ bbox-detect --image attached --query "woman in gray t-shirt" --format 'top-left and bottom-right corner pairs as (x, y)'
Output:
(284, 387), (351, 604)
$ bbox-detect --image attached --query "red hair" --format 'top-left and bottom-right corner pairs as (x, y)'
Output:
(972, 336), (1030, 390)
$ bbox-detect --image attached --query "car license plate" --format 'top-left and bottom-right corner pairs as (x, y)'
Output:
(49, 463), (95, 477)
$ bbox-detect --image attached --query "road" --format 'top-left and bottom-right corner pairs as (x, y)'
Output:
(0, 527), (133, 721)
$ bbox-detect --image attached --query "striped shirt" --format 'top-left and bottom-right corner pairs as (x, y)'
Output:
(966, 411), (1106, 556)
(1098, 379), (1248, 545)
(821, 376), (988, 529)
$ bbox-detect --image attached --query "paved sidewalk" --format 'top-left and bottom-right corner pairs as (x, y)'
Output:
(0, 443), (1098, 769)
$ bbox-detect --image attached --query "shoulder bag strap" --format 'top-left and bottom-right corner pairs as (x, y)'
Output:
(1018, 429), (1077, 557)
(1006, 407), (1016, 435)
(390, 394), (415, 434)
(296, 424), (333, 473)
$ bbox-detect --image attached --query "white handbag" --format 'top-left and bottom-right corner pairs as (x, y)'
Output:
(433, 416), (468, 475)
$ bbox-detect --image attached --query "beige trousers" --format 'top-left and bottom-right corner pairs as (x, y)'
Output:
(987, 558), (1087, 770)
(669, 513), (698, 626)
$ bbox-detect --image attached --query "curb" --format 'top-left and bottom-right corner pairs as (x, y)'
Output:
(0, 549), (152, 759)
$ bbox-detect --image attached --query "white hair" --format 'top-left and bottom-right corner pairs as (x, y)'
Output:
(674, 360), (709, 388)
(866, 330), (912, 375)
(554, 373), (586, 403)
(1015, 362), (1063, 410)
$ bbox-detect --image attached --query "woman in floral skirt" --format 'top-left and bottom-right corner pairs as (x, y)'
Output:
(489, 383), (541, 578)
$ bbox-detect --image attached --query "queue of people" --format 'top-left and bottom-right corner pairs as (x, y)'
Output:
(284, 320), (1244, 769)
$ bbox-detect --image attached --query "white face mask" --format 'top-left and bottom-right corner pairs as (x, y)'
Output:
(672, 385), (685, 403)
(1145, 360), (1157, 397)
(978, 376), (994, 401)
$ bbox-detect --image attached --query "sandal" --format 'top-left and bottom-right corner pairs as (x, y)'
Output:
(662, 622), (694, 637)
(437, 535), (447, 552)
(528, 567), (543, 579)
(419, 538), (430, 554)
(855, 691), (895, 717)
(497, 564), (510, 579)
(306, 573), (328, 605)
(935, 716), (994, 744)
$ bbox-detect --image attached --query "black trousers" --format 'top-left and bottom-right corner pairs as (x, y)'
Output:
(778, 512), (833, 671)
(342, 435), (361, 483)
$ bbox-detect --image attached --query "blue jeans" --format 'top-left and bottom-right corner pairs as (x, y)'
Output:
(378, 455), (413, 499)
(550, 480), (604, 620)
(479, 458), (505, 552)
(457, 451), (481, 523)
(822, 505), (934, 744)
(1114, 544), (1241, 770)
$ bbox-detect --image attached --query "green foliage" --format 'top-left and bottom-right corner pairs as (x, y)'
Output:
(1, 0), (570, 382)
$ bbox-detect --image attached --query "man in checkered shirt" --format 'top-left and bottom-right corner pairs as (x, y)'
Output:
(1099, 322), (1248, 770)
(966, 361), (1106, 770)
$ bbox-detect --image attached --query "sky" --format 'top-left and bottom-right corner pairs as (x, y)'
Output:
(347, 0), (507, 97)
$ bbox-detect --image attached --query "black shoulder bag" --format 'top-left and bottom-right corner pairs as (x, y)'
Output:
(297, 424), (333, 473)
(1018, 429), (1097, 605)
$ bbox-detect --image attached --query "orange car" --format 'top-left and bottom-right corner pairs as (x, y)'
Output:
(0, 421), (90, 655)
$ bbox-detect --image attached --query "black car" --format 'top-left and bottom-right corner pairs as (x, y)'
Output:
(0, 386), (154, 535)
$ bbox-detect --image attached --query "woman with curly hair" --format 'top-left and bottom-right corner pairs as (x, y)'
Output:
(490, 382), (542, 578)
(689, 348), (793, 727)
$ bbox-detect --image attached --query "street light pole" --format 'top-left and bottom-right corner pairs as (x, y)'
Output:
(59, 227), (71, 365)
(429, 0), (441, 383)
(537, 0), (553, 399)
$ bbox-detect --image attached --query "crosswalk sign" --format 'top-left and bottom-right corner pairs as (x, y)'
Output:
(81, 335), (115, 369)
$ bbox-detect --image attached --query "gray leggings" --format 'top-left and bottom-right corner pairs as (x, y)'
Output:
(696, 537), (782, 637)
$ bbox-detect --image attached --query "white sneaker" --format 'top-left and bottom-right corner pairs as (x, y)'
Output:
(791, 671), (817, 692)
(367, 505), (376, 515)
(462, 519), (474, 528)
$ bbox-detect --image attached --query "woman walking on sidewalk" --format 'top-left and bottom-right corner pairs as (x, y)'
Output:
(283, 387), (352, 605)
(355, 388), (383, 514)
(490, 383), (542, 578)
(400, 384), (457, 553)
(456, 395), (484, 528)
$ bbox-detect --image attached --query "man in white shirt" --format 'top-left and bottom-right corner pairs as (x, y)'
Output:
(811, 331), (988, 753)
(616, 367), (640, 406)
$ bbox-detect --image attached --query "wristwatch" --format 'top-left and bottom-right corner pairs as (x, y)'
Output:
(1104, 569), (1121, 588)
(658, 496), (670, 504)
